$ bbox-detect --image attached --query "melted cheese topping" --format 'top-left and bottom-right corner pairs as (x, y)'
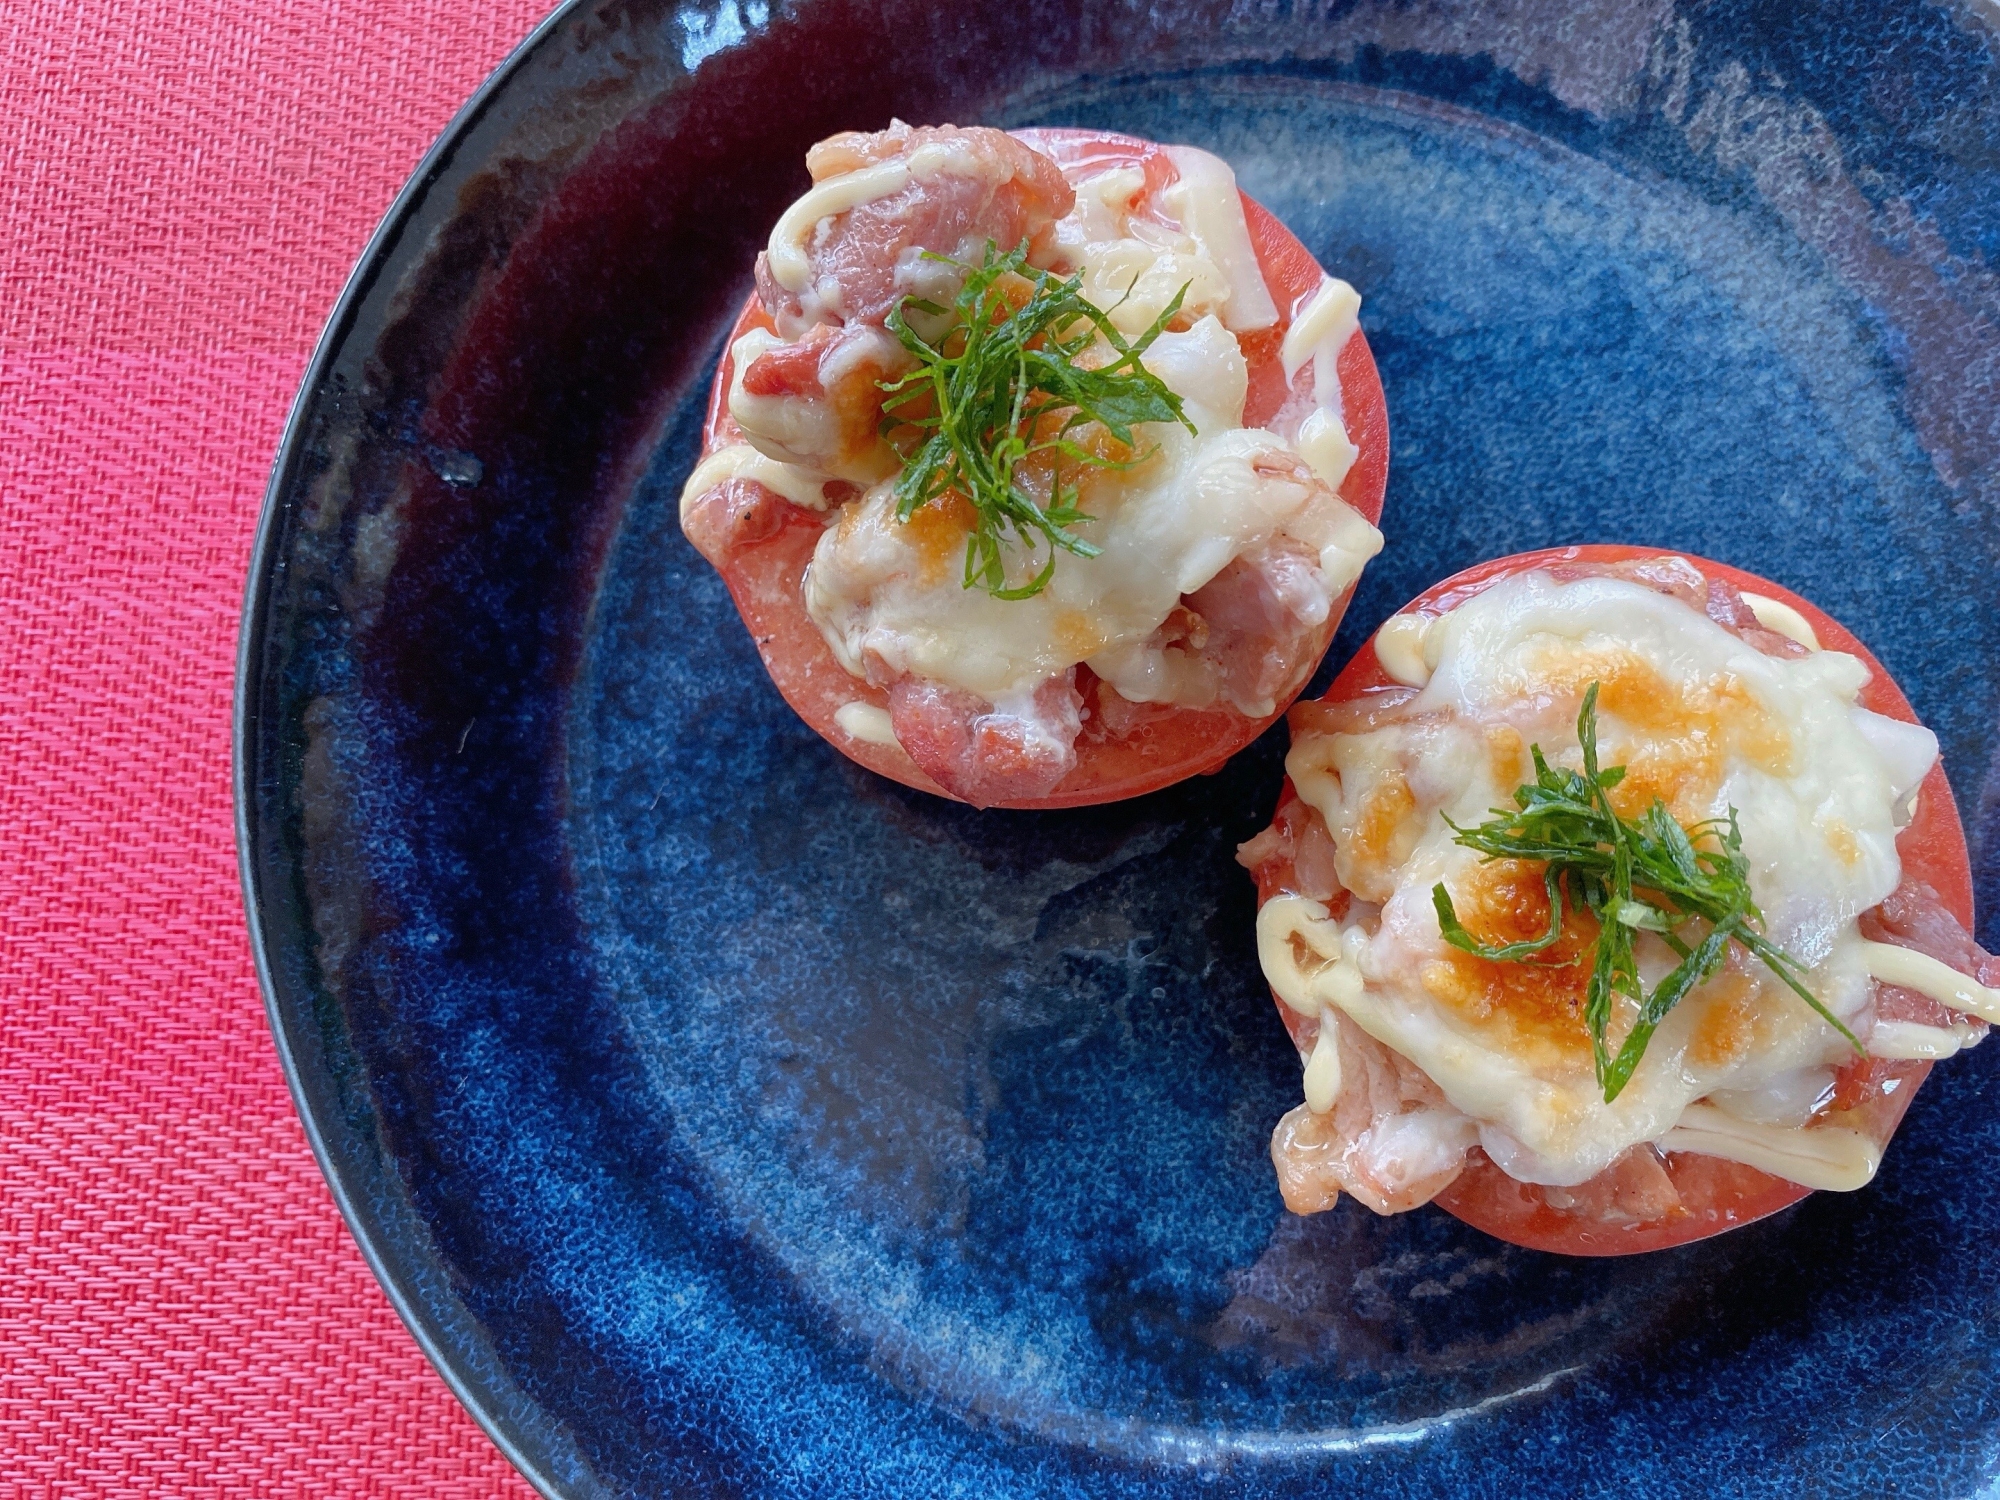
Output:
(726, 327), (905, 486)
(1294, 410), (1359, 494)
(1372, 612), (1434, 688)
(1052, 151), (1276, 339)
(1059, 167), (1236, 340)
(1270, 569), (1940, 1187)
(798, 151), (1381, 710)
(805, 312), (1380, 711)
(718, 137), (1382, 723)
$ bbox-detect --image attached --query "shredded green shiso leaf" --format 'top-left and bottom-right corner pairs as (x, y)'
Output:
(1430, 682), (1861, 1103)
(878, 240), (1195, 599)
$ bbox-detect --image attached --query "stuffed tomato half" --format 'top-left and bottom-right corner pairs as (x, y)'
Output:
(1238, 545), (1995, 1255)
(680, 122), (1389, 808)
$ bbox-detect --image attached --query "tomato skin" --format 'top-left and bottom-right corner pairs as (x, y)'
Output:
(693, 129), (1390, 808)
(1265, 544), (1969, 1256)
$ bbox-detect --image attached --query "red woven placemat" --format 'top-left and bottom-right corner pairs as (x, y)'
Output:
(2, 2), (553, 1493)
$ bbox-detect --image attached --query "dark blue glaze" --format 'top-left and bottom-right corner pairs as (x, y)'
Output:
(238, 1), (2000, 1495)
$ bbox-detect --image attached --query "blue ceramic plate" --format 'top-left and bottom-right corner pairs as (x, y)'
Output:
(237, 2), (2000, 1494)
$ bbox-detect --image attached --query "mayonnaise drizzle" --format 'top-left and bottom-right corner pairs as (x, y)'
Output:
(833, 700), (898, 746)
(765, 159), (913, 295)
(1277, 275), (1363, 490)
(1867, 1018), (1979, 1060)
(1659, 1104), (1881, 1192)
(1303, 1013), (1342, 1113)
(1280, 276), (1361, 401)
(1741, 591), (1821, 650)
(1862, 941), (2000, 1024)
(1256, 896), (1365, 1018)
(679, 442), (831, 521)
(1373, 613), (1433, 688)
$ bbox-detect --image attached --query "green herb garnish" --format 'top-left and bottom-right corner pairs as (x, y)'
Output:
(1430, 682), (1862, 1103)
(877, 240), (1195, 599)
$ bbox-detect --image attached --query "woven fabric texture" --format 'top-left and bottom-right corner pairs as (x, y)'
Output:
(2, 2), (552, 1493)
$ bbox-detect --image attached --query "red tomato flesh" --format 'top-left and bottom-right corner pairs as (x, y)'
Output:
(695, 128), (1390, 808)
(1260, 544), (1970, 1256)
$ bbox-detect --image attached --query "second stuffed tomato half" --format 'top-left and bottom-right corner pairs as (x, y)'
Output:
(1240, 546), (1999, 1255)
(680, 122), (1389, 808)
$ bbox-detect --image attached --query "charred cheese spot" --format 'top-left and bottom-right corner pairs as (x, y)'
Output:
(1010, 416), (1149, 519)
(901, 492), (977, 584)
(1525, 647), (1793, 819)
(1287, 928), (1335, 980)
(1357, 769), (1417, 861)
(1159, 603), (1209, 651)
(1423, 859), (1599, 1067)
(1820, 818), (1862, 868)
(1054, 609), (1107, 659)
(1687, 971), (1766, 1068)
(1485, 723), (1526, 789)
(1336, 766), (1420, 900)
(1076, 431), (1159, 514)
(1452, 858), (1567, 946)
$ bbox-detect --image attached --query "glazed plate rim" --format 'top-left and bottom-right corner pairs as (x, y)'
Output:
(233, 3), (584, 1493)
